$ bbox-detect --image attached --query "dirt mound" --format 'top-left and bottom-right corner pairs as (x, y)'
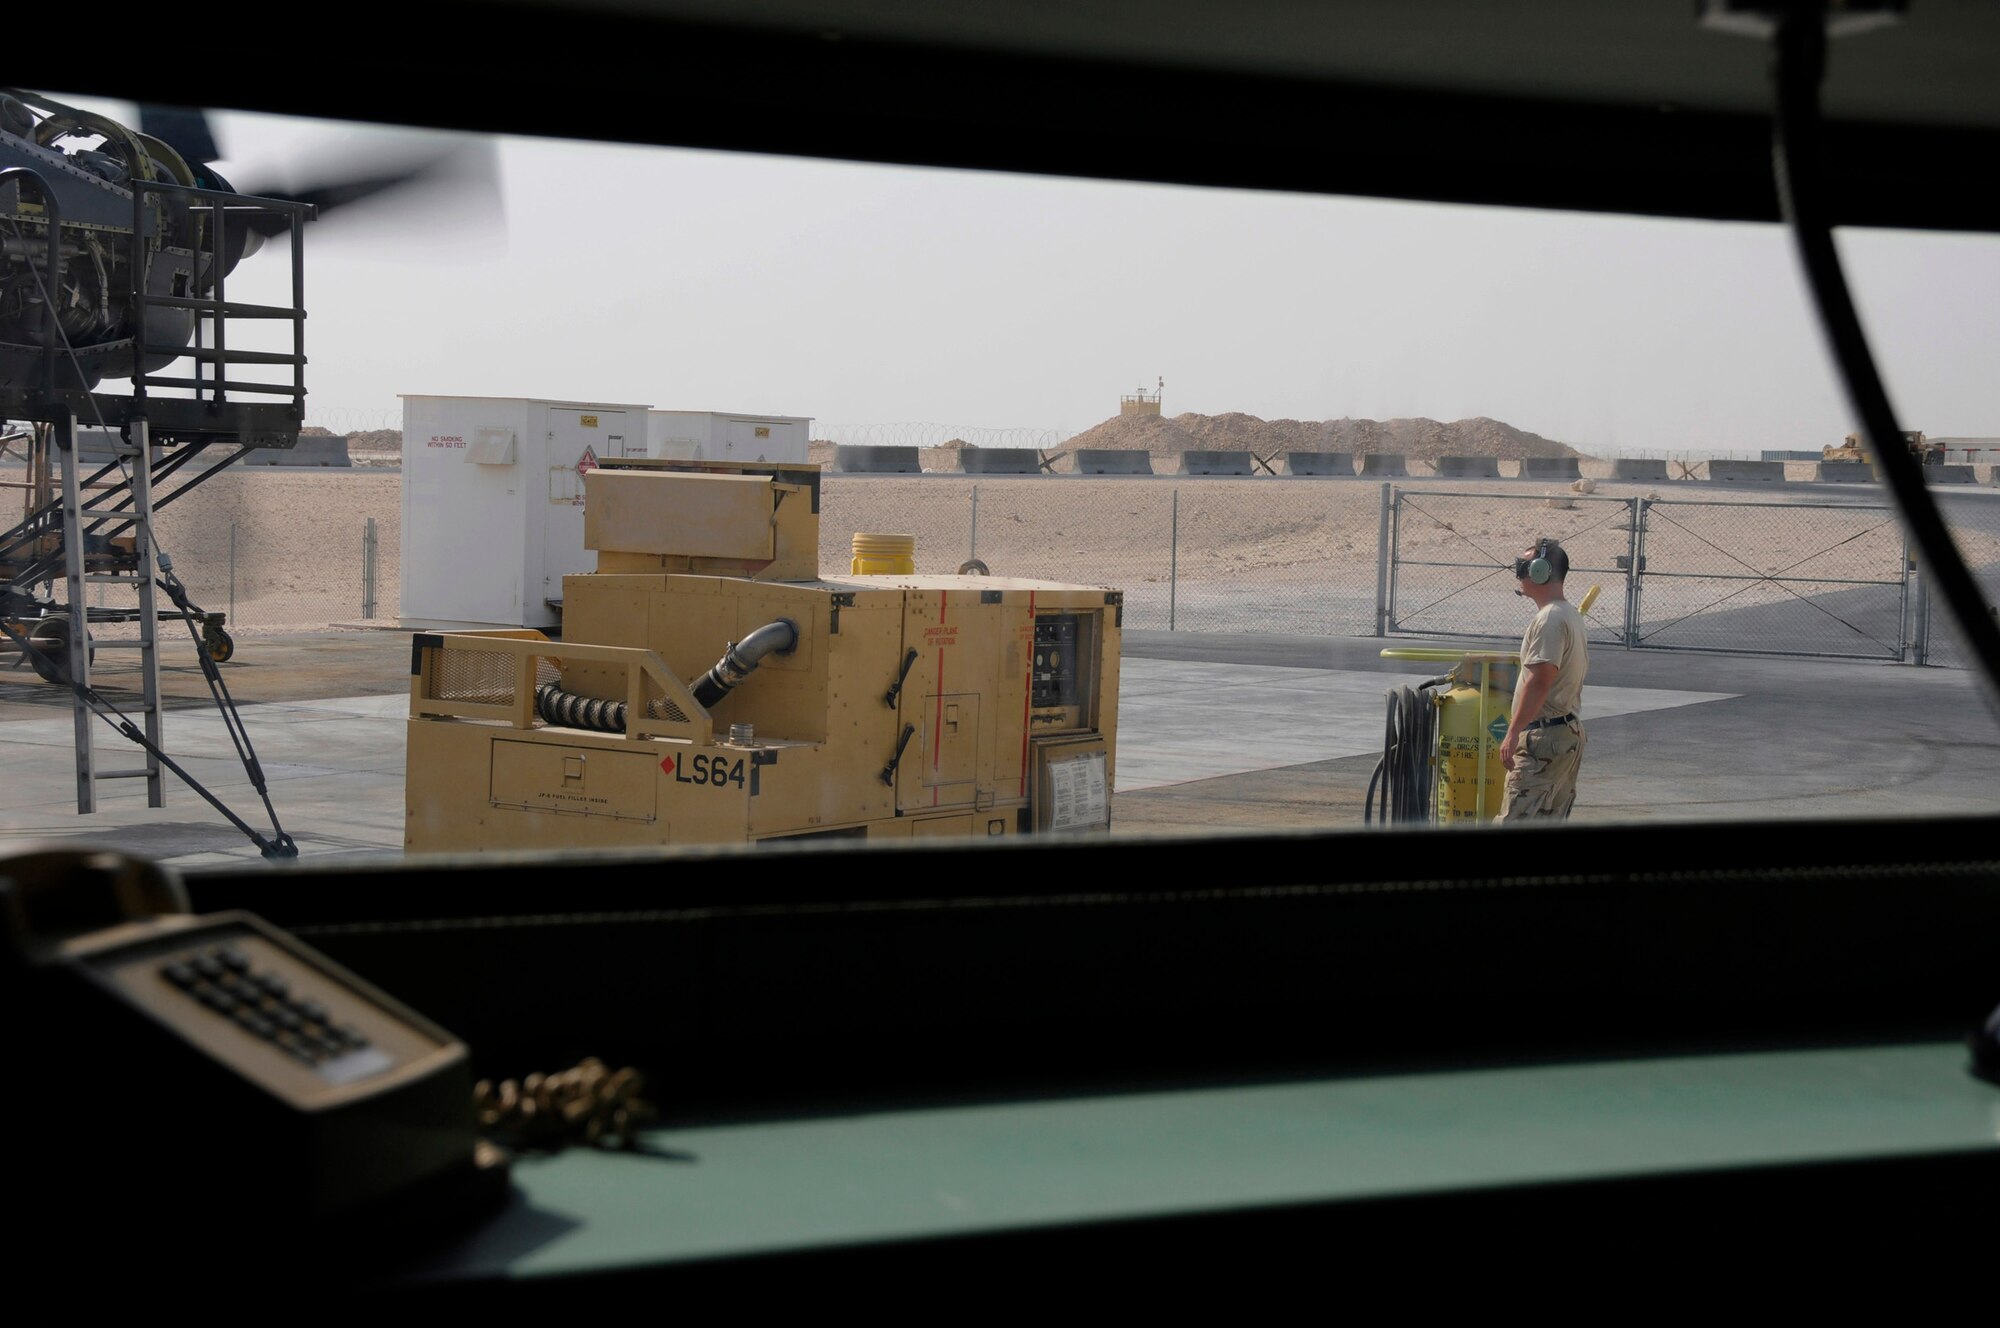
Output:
(1051, 413), (1206, 457)
(1052, 412), (1580, 460)
(1171, 412), (1328, 454)
(1317, 415), (1578, 459)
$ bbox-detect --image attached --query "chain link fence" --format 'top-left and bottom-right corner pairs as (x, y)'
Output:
(34, 469), (1999, 673)
(818, 478), (1386, 634)
(1923, 489), (2000, 669)
(70, 467), (402, 642)
(1387, 486), (2000, 664)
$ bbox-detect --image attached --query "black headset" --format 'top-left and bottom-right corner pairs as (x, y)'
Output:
(1517, 538), (1556, 585)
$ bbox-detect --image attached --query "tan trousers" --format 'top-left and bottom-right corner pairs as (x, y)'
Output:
(1496, 721), (1585, 822)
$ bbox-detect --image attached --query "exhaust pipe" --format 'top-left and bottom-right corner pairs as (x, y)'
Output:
(690, 618), (799, 708)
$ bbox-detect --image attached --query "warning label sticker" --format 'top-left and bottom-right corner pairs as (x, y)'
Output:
(1048, 751), (1109, 830)
(577, 446), (599, 476)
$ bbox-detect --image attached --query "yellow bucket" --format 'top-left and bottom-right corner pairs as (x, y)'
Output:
(851, 532), (916, 575)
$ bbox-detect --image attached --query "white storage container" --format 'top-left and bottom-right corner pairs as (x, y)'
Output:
(646, 411), (812, 464)
(400, 395), (651, 628)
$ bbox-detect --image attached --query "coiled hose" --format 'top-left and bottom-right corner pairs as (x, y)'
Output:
(1363, 677), (1448, 825)
(535, 683), (628, 732)
(535, 617), (802, 733)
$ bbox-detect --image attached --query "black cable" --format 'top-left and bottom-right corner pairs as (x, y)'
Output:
(151, 557), (297, 858)
(1364, 678), (1444, 825)
(1769, 7), (2000, 707)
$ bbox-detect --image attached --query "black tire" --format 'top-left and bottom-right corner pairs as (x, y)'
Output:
(25, 639), (61, 684)
(204, 627), (235, 663)
(27, 615), (91, 683)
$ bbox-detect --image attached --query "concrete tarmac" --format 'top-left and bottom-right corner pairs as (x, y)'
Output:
(0, 625), (1995, 869)
(1111, 629), (2000, 833)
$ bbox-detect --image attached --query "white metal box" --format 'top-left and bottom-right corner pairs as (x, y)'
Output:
(399, 394), (651, 627)
(646, 410), (812, 464)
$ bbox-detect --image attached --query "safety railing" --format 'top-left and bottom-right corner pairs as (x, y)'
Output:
(409, 630), (712, 744)
(129, 179), (314, 413)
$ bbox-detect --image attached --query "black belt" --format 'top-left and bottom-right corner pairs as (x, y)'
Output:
(1524, 713), (1577, 730)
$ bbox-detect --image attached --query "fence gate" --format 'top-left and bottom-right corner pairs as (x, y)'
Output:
(1386, 488), (1917, 662)
(1631, 497), (1912, 661)
(1384, 488), (1639, 650)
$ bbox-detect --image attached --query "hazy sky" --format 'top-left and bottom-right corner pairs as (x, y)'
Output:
(68, 98), (2000, 453)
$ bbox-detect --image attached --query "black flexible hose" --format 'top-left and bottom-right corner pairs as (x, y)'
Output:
(1364, 680), (1443, 825)
(691, 618), (800, 708)
(1769, 8), (2000, 710)
(536, 616), (801, 732)
(535, 683), (628, 733)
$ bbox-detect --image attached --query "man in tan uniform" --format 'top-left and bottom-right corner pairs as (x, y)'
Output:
(1496, 537), (1588, 821)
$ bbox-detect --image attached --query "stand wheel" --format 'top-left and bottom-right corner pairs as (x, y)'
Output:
(27, 615), (92, 683)
(203, 625), (236, 663)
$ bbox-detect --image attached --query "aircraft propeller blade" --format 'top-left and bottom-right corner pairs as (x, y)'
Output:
(137, 103), (222, 164)
(232, 139), (501, 238)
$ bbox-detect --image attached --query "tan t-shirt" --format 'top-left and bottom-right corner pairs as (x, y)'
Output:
(1515, 599), (1588, 722)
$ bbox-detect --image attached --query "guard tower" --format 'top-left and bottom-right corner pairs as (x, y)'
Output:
(1120, 377), (1164, 418)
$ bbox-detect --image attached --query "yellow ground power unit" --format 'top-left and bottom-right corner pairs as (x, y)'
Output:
(404, 460), (1121, 852)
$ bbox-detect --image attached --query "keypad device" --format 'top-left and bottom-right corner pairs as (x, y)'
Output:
(160, 943), (389, 1081)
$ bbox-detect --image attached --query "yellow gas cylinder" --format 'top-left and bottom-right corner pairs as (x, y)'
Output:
(1432, 658), (1518, 822)
(851, 532), (916, 575)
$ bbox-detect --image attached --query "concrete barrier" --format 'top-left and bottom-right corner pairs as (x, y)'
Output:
(1705, 460), (1786, 483)
(1519, 457), (1582, 480)
(1928, 464), (1977, 485)
(1814, 461), (1871, 483)
(1433, 456), (1501, 479)
(834, 444), (922, 474)
(1358, 453), (1408, 477)
(1284, 452), (1354, 476)
(1180, 450), (1255, 476)
(242, 435), (353, 467)
(1071, 449), (1153, 475)
(1610, 458), (1670, 481)
(957, 447), (1043, 475)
